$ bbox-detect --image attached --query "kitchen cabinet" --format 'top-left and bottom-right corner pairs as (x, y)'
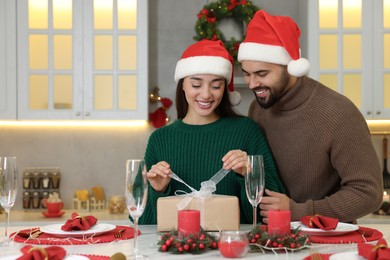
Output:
(16, 0), (148, 120)
(307, 0), (390, 119)
(0, 0), (16, 119)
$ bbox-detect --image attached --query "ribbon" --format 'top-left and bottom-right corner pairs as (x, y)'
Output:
(170, 168), (231, 211)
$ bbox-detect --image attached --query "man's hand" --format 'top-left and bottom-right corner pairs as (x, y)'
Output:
(259, 189), (290, 223)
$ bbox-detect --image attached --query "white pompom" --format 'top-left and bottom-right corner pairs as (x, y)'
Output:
(229, 91), (241, 106)
(288, 58), (310, 77)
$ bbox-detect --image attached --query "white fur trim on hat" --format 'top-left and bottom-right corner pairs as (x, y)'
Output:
(288, 58), (310, 77)
(238, 42), (291, 65)
(174, 56), (232, 83)
(229, 91), (241, 106)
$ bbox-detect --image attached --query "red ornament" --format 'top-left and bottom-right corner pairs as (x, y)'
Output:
(149, 97), (173, 128)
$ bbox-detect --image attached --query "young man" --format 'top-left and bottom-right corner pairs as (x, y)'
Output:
(238, 10), (383, 223)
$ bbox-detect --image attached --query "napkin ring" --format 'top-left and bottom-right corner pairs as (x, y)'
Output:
(28, 247), (48, 260)
(372, 244), (387, 251)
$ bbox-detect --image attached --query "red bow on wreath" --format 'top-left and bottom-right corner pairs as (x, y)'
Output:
(149, 97), (173, 128)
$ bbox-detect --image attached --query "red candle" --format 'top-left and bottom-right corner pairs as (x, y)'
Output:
(177, 210), (200, 237)
(218, 240), (248, 258)
(268, 210), (291, 236)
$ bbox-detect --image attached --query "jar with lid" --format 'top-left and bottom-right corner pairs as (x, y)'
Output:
(23, 171), (32, 189)
(23, 191), (31, 209)
(41, 172), (50, 189)
(32, 191), (40, 208)
(51, 171), (61, 189)
(32, 172), (40, 189)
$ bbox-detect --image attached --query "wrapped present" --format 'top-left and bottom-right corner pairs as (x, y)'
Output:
(157, 194), (240, 231)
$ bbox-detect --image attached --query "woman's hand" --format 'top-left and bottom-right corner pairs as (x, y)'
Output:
(146, 161), (172, 192)
(222, 150), (248, 176)
(259, 189), (291, 224)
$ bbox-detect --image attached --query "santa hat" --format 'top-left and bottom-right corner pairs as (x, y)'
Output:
(175, 39), (241, 105)
(238, 10), (310, 77)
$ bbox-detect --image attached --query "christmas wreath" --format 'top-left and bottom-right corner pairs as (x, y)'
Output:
(157, 225), (310, 255)
(193, 0), (260, 64)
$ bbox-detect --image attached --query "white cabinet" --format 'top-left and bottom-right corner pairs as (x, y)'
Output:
(16, 0), (148, 120)
(0, 0), (16, 119)
(307, 0), (390, 119)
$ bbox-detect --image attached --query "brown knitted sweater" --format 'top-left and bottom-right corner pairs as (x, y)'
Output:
(248, 77), (383, 222)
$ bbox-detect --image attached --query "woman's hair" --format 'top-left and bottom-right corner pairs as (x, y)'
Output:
(175, 78), (242, 119)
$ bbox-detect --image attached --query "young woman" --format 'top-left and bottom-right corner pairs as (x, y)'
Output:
(139, 39), (285, 225)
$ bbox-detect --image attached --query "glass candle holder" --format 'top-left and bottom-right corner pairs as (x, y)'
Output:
(218, 231), (249, 258)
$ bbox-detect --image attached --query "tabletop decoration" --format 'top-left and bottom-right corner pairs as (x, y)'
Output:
(177, 209), (201, 237)
(358, 238), (390, 259)
(300, 214), (338, 230)
(61, 212), (98, 231)
(247, 225), (310, 253)
(17, 245), (66, 260)
(268, 210), (291, 236)
(11, 225), (139, 245)
(157, 228), (218, 254)
(309, 226), (383, 244)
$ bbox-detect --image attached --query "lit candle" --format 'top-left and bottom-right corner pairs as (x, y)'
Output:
(268, 210), (291, 236)
(383, 191), (390, 203)
(178, 210), (200, 237)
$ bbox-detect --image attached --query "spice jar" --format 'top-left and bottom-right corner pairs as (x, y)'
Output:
(41, 172), (50, 189)
(41, 191), (49, 208)
(23, 191), (31, 209)
(51, 171), (61, 189)
(32, 172), (40, 189)
(32, 191), (40, 209)
(23, 171), (31, 189)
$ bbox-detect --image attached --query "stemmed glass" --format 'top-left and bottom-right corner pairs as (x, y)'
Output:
(125, 159), (148, 259)
(0, 157), (18, 246)
(244, 155), (265, 227)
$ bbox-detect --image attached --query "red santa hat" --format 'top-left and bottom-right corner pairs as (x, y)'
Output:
(238, 10), (310, 77)
(175, 39), (241, 105)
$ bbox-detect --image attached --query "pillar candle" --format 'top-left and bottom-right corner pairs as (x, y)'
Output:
(268, 210), (291, 236)
(178, 210), (200, 237)
(383, 191), (390, 203)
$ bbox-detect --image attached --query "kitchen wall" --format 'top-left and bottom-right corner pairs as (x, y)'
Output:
(0, 0), (388, 210)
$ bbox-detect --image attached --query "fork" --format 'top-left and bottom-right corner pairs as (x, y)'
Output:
(114, 229), (125, 238)
(309, 250), (323, 260)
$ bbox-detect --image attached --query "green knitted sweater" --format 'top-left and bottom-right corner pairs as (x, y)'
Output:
(139, 117), (286, 225)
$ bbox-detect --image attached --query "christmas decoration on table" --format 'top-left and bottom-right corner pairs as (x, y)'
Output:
(247, 225), (310, 253)
(149, 87), (173, 128)
(194, 0), (260, 64)
(158, 228), (218, 254)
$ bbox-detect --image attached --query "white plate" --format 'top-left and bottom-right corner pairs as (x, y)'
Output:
(40, 223), (116, 238)
(329, 251), (365, 260)
(0, 255), (89, 260)
(290, 221), (358, 236)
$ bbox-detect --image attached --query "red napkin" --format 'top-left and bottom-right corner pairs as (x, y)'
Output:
(61, 212), (98, 231)
(300, 215), (338, 230)
(358, 238), (390, 260)
(17, 245), (66, 260)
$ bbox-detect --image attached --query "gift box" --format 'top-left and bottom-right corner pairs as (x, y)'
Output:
(157, 194), (240, 231)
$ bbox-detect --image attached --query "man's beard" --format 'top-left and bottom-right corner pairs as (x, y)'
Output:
(253, 70), (290, 109)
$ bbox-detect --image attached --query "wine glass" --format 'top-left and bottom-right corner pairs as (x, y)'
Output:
(125, 159), (148, 259)
(0, 157), (18, 246)
(244, 155), (265, 227)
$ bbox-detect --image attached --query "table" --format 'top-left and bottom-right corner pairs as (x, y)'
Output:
(1, 223), (390, 259)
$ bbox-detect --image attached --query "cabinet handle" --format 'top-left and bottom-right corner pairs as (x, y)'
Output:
(376, 111), (381, 115)
(367, 111), (371, 115)
(76, 112), (81, 116)
(85, 112), (90, 116)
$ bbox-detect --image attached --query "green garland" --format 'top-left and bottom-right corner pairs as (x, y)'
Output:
(193, 0), (260, 64)
(157, 225), (310, 255)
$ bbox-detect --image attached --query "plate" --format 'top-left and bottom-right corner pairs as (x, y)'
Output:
(42, 211), (65, 218)
(40, 223), (116, 238)
(290, 221), (358, 236)
(0, 255), (89, 260)
(329, 251), (365, 260)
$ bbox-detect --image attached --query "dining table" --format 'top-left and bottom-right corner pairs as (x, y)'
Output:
(0, 218), (390, 259)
